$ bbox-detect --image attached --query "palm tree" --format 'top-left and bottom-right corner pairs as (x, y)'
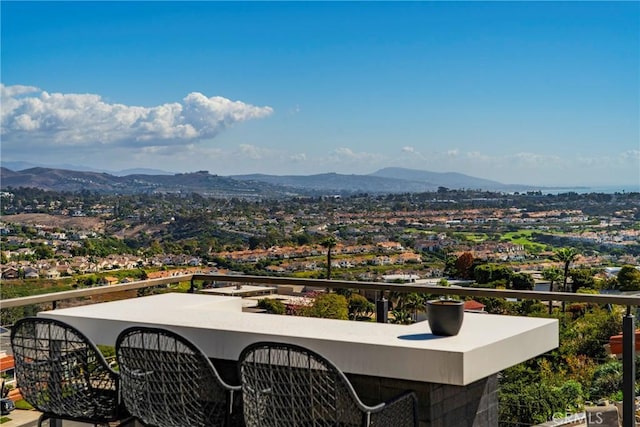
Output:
(542, 267), (562, 314)
(402, 293), (426, 322)
(553, 247), (579, 312)
(320, 236), (337, 280)
(554, 247), (579, 293)
(390, 308), (412, 325)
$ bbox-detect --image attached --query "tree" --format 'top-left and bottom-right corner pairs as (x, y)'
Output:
(511, 273), (535, 291)
(402, 293), (426, 322)
(568, 268), (595, 293)
(1, 380), (13, 399)
(438, 278), (450, 287)
(79, 275), (98, 287)
(258, 298), (286, 315)
(347, 294), (374, 320)
(34, 244), (55, 260)
(617, 265), (640, 291)
(443, 255), (458, 278)
(248, 236), (261, 250)
(320, 236), (337, 280)
(474, 263), (513, 286)
(553, 248), (579, 293)
(455, 252), (475, 279)
(589, 360), (622, 401)
(146, 240), (163, 256)
(306, 293), (348, 320)
(294, 233), (312, 246)
(390, 308), (413, 325)
(553, 247), (579, 312)
(542, 267), (562, 314)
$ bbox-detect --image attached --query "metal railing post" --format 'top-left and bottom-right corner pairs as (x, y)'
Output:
(623, 305), (635, 427)
(49, 335), (62, 427)
(376, 298), (388, 323)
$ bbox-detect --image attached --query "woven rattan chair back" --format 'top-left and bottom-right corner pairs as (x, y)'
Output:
(115, 326), (241, 427)
(10, 317), (125, 427)
(239, 341), (418, 427)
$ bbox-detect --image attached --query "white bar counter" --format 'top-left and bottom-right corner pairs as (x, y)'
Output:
(39, 293), (558, 387)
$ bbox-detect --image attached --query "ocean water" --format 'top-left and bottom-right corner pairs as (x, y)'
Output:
(541, 185), (639, 195)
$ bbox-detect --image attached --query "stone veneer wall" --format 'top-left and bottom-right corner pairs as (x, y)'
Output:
(213, 358), (498, 427)
(342, 373), (497, 427)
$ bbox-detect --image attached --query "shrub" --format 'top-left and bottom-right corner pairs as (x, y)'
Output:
(14, 400), (34, 410)
(617, 265), (640, 291)
(511, 272), (535, 290)
(305, 293), (348, 320)
(347, 294), (374, 320)
(474, 263), (512, 284)
(390, 308), (412, 325)
(257, 298), (286, 315)
(589, 360), (622, 401)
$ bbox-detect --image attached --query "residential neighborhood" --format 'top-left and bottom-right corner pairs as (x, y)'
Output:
(1, 188), (638, 287)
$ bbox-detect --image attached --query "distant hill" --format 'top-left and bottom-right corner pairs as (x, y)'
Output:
(0, 161), (171, 177)
(113, 168), (172, 176)
(1, 166), (544, 197)
(370, 167), (510, 190)
(230, 172), (434, 193)
(232, 168), (539, 193)
(0, 168), (295, 198)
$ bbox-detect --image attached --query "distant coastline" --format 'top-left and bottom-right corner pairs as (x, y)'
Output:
(540, 185), (639, 195)
(1, 162), (637, 196)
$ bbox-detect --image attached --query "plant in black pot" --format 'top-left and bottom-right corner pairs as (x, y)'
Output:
(426, 297), (464, 336)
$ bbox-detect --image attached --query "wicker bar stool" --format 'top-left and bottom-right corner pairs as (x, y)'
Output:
(115, 326), (242, 427)
(10, 317), (131, 427)
(239, 341), (418, 427)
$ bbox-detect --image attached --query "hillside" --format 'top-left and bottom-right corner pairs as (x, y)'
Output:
(2, 213), (106, 232)
(0, 168), (297, 198)
(230, 172), (434, 193)
(370, 167), (509, 190)
(1, 166), (542, 197)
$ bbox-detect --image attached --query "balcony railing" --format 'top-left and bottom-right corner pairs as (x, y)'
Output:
(2, 273), (640, 427)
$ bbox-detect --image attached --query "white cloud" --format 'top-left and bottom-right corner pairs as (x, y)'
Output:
(0, 84), (39, 98)
(329, 147), (381, 162)
(288, 105), (301, 115)
(620, 150), (640, 161)
(0, 84), (273, 148)
(399, 145), (428, 161)
(464, 151), (491, 162)
(574, 150), (640, 169)
(446, 149), (459, 157)
(238, 144), (269, 160)
(290, 153), (307, 161)
(507, 152), (562, 166)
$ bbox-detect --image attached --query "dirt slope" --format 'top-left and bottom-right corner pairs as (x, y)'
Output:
(1, 213), (106, 232)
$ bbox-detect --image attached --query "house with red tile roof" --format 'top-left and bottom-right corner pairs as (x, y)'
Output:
(0, 352), (15, 386)
(464, 300), (486, 312)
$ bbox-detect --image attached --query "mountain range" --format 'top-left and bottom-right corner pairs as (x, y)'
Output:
(0, 163), (550, 197)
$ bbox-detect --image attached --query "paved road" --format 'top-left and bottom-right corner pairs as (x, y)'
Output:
(1, 409), (40, 427)
(1, 328), (12, 356)
(2, 409), (138, 427)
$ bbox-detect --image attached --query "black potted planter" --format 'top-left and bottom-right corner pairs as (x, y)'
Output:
(427, 299), (464, 336)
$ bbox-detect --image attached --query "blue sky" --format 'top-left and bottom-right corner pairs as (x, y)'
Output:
(1, 1), (638, 187)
